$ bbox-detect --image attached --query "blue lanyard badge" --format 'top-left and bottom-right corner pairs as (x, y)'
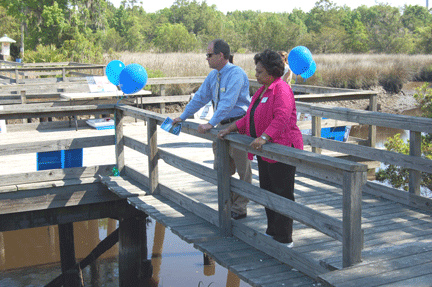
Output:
(261, 97), (268, 103)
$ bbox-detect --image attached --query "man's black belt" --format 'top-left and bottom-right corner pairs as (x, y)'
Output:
(220, 114), (245, 125)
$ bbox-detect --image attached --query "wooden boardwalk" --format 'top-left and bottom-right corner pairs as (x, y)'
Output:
(1, 118), (432, 286)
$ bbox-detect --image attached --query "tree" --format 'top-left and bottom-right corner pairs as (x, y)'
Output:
(152, 23), (199, 52)
(359, 4), (406, 53)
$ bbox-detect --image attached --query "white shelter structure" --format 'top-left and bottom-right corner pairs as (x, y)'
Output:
(0, 34), (16, 61)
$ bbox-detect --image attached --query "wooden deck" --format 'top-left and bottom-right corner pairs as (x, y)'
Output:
(2, 118), (432, 286)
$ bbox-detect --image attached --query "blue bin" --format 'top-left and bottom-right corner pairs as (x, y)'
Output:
(321, 126), (348, 142)
(37, 148), (83, 171)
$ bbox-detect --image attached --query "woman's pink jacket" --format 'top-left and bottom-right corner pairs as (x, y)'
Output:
(236, 78), (303, 163)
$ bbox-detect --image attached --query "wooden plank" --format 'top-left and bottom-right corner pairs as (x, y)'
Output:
(0, 104), (115, 121)
(232, 218), (331, 279)
(378, 274), (432, 287)
(134, 95), (191, 104)
(99, 175), (148, 198)
(231, 177), (344, 242)
(0, 183), (120, 215)
(0, 134), (114, 155)
(0, 165), (114, 187)
(319, 253), (432, 287)
(303, 134), (432, 174)
(296, 102), (432, 133)
(158, 149), (217, 185)
(124, 135), (149, 156)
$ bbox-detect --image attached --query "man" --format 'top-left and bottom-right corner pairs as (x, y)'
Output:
(173, 39), (252, 220)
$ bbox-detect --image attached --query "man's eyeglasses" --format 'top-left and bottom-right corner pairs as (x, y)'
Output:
(206, 53), (215, 58)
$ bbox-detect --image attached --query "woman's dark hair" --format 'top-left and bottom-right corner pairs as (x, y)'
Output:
(254, 49), (285, 78)
(212, 39), (230, 60)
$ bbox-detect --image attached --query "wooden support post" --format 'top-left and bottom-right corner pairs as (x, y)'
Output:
(20, 90), (30, 123)
(368, 94), (377, 148)
(115, 108), (125, 175)
(119, 215), (151, 287)
(217, 138), (232, 236)
(342, 170), (364, 267)
(148, 118), (159, 194)
(14, 68), (18, 84)
(312, 116), (322, 154)
(409, 131), (421, 196)
(58, 223), (83, 287)
(160, 84), (166, 114)
(62, 68), (67, 81)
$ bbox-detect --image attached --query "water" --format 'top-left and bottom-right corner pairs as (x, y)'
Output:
(0, 218), (251, 287)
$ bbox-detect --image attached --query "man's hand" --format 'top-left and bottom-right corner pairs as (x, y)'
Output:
(172, 117), (182, 125)
(197, 123), (213, 134)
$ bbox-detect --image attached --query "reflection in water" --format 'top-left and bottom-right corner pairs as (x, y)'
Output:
(0, 218), (250, 286)
(151, 221), (165, 285)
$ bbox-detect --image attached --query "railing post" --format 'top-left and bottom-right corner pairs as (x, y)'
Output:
(409, 131), (421, 196)
(147, 118), (159, 194)
(312, 115), (322, 154)
(14, 68), (18, 84)
(115, 109), (125, 175)
(160, 84), (166, 114)
(62, 67), (67, 81)
(342, 170), (364, 267)
(216, 138), (232, 236)
(368, 93), (377, 148)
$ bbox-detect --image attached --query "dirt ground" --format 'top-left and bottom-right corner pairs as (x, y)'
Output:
(319, 82), (428, 115)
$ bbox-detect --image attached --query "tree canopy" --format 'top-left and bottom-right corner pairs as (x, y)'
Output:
(0, 0), (431, 63)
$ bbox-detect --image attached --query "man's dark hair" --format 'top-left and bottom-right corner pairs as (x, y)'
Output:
(212, 39), (230, 60)
(254, 49), (285, 78)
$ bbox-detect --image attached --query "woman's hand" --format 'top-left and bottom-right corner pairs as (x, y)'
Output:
(217, 128), (231, 140)
(250, 137), (267, 151)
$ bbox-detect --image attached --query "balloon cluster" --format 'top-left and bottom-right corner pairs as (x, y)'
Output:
(288, 46), (316, 80)
(105, 60), (148, 94)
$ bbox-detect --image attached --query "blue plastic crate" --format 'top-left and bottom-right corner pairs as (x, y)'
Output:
(321, 126), (348, 142)
(37, 148), (83, 171)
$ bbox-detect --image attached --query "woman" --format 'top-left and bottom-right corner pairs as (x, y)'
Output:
(278, 50), (293, 86)
(217, 49), (303, 246)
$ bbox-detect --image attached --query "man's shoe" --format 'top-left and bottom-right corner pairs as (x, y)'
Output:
(231, 212), (247, 220)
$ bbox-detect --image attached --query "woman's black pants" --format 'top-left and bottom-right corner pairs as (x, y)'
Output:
(257, 156), (296, 243)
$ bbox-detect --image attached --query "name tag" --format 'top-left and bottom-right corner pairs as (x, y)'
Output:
(261, 97), (268, 103)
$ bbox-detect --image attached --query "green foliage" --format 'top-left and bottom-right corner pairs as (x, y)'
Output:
(23, 44), (67, 62)
(1, 0), (432, 64)
(413, 83), (432, 118)
(61, 32), (104, 63)
(416, 65), (432, 82)
(377, 85), (432, 192)
(376, 134), (432, 191)
(153, 23), (199, 52)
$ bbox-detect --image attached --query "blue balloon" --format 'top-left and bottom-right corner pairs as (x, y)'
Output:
(105, 60), (125, 86)
(301, 60), (316, 80)
(288, 46), (313, 75)
(119, 63), (148, 94)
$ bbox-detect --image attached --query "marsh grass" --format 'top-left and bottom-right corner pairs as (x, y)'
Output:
(107, 52), (432, 94)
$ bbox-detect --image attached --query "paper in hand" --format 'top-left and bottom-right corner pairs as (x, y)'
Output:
(161, 117), (182, 136)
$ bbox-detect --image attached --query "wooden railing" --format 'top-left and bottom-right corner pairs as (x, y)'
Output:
(296, 101), (432, 212)
(0, 104), (369, 275)
(112, 104), (367, 273)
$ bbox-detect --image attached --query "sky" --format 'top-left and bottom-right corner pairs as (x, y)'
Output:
(109, 0), (429, 13)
